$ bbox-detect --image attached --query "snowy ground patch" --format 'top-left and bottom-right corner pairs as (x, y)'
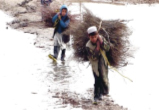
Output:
(0, 11), (56, 110)
(1, 2), (159, 110)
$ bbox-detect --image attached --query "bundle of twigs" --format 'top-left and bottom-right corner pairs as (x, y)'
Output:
(69, 8), (133, 68)
(41, 5), (60, 27)
(41, 4), (79, 27)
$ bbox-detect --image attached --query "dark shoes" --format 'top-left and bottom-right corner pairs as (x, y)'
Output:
(93, 93), (102, 105)
(61, 49), (66, 61)
(93, 97), (98, 105)
(53, 46), (66, 61)
(94, 93), (102, 100)
(98, 94), (102, 100)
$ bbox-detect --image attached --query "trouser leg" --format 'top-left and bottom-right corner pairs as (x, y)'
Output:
(99, 64), (109, 95)
(61, 49), (66, 61)
(53, 46), (60, 59)
(93, 72), (100, 99)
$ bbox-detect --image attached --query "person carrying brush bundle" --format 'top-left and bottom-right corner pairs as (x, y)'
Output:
(41, 0), (52, 6)
(86, 26), (110, 104)
(49, 5), (70, 61)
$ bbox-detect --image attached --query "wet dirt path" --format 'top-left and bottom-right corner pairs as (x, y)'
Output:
(0, 0), (127, 109)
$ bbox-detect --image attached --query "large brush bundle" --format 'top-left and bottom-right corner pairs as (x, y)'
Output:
(41, 4), (79, 27)
(41, 5), (60, 27)
(69, 8), (133, 68)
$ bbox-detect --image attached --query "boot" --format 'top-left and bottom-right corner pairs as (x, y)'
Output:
(98, 93), (102, 100)
(54, 46), (60, 59)
(61, 49), (66, 61)
(102, 85), (109, 95)
(98, 85), (103, 100)
(94, 84), (99, 102)
(94, 84), (103, 100)
(93, 95), (98, 105)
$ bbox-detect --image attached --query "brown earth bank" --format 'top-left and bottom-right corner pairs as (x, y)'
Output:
(0, 0), (131, 110)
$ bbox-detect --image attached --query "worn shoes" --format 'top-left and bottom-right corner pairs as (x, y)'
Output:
(61, 49), (66, 61)
(98, 94), (102, 100)
(48, 54), (57, 62)
(93, 94), (102, 105)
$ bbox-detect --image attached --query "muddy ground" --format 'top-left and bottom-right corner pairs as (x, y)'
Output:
(0, 0), (128, 110)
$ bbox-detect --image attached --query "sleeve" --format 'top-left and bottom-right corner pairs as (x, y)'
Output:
(100, 38), (110, 52)
(52, 14), (58, 23)
(59, 19), (70, 28)
(86, 47), (100, 61)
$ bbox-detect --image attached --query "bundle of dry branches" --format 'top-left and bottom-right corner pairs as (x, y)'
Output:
(41, 1), (79, 27)
(41, 5), (60, 27)
(69, 8), (133, 68)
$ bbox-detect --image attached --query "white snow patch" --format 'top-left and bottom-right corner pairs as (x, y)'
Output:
(1, 3), (159, 110)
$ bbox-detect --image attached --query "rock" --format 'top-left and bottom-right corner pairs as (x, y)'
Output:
(19, 22), (28, 27)
(18, 0), (32, 7)
(12, 20), (20, 24)
(31, 92), (37, 94)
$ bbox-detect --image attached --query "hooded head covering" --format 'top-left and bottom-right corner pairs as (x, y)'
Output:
(60, 5), (68, 16)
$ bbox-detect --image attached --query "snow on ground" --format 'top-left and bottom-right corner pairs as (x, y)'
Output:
(0, 11), (56, 110)
(1, 2), (159, 110)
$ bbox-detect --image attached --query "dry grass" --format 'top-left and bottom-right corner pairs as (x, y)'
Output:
(40, 1), (80, 27)
(68, 8), (133, 68)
